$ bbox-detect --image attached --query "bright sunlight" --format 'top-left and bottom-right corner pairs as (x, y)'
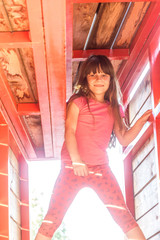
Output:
(29, 142), (125, 240)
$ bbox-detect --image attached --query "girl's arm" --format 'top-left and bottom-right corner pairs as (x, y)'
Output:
(114, 109), (152, 146)
(65, 101), (89, 176)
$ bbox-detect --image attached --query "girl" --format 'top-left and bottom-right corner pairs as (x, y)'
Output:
(35, 55), (152, 240)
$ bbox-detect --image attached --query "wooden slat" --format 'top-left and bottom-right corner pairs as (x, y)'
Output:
(73, 49), (129, 60)
(0, 68), (36, 159)
(18, 103), (40, 115)
(0, 32), (33, 48)
(27, 0), (54, 158)
(66, 0), (73, 99)
(42, 0), (67, 158)
(118, 3), (160, 102)
(130, 94), (152, 126)
(129, 71), (151, 124)
(115, 2), (150, 48)
(73, 3), (98, 50)
(87, 2), (128, 49)
(133, 149), (156, 195)
(132, 134), (154, 171)
(9, 218), (21, 240)
(73, 0), (158, 2)
(9, 191), (21, 225)
(137, 204), (160, 239)
(1, 0), (29, 31)
(135, 177), (159, 220)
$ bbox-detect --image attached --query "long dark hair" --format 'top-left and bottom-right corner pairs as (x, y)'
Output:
(69, 55), (124, 147)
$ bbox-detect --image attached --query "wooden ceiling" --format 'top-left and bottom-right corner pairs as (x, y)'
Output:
(0, 0), (159, 161)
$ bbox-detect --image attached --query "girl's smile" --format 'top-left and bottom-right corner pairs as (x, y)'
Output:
(87, 71), (110, 101)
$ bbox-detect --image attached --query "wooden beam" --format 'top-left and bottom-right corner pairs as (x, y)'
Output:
(26, 0), (54, 158)
(73, 49), (129, 61)
(73, 0), (158, 3)
(18, 103), (40, 115)
(0, 32), (34, 48)
(42, 0), (66, 158)
(66, 0), (73, 99)
(122, 122), (153, 162)
(0, 67), (37, 159)
(118, 2), (160, 92)
(149, 28), (160, 184)
(0, 112), (9, 238)
(120, 12), (160, 105)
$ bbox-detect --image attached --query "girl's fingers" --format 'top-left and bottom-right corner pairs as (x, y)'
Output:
(73, 165), (89, 176)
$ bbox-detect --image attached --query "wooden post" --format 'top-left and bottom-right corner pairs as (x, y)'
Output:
(124, 156), (135, 217)
(149, 24), (160, 199)
(19, 157), (30, 240)
(0, 112), (9, 239)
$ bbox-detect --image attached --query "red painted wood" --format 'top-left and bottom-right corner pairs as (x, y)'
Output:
(121, 16), (160, 106)
(0, 68), (36, 159)
(73, 49), (129, 60)
(21, 230), (30, 240)
(26, 0), (54, 158)
(42, 0), (67, 158)
(66, 0), (73, 99)
(0, 32), (32, 48)
(123, 123), (153, 162)
(118, 2), (160, 90)
(149, 27), (160, 183)
(124, 156), (135, 217)
(19, 158), (30, 237)
(18, 103), (40, 115)
(0, 113), (9, 238)
(73, 0), (158, 2)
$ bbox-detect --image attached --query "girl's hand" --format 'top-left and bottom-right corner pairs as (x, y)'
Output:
(139, 109), (153, 124)
(72, 161), (89, 177)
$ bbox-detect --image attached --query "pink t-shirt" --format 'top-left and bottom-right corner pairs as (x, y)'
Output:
(61, 96), (116, 165)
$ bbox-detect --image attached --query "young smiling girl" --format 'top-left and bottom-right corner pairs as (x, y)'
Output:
(35, 55), (151, 240)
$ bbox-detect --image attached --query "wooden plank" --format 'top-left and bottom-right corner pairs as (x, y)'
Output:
(73, 3), (98, 50)
(73, 49), (129, 60)
(73, 0), (158, 3)
(118, 3), (160, 100)
(18, 103), (40, 115)
(2, 0), (29, 31)
(132, 134), (154, 171)
(129, 71), (151, 124)
(148, 233), (160, 240)
(9, 218), (21, 240)
(115, 2), (150, 48)
(135, 177), (159, 220)
(9, 149), (19, 173)
(0, 32), (33, 48)
(42, 0), (67, 158)
(22, 115), (44, 149)
(27, 0), (54, 158)
(19, 48), (38, 102)
(137, 205), (160, 239)
(88, 2), (127, 49)
(9, 163), (20, 199)
(9, 191), (20, 225)
(0, 48), (36, 103)
(133, 148), (156, 195)
(66, 0), (73, 99)
(130, 94), (152, 126)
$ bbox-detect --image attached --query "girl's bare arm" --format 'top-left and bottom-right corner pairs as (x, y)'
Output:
(114, 109), (152, 146)
(65, 102), (89, 176)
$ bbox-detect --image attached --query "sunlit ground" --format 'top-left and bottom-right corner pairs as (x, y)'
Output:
(29, 144), (126, 240)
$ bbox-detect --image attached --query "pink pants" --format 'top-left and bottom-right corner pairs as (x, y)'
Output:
(38, 164), (138, 238)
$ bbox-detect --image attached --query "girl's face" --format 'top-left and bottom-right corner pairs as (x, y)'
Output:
(87, 70), (110, 99)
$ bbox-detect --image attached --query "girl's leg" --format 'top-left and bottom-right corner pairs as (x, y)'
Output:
(35, 167), (82, 239)
(88, 165), (146, 239)
(125, 226), (146, 240)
